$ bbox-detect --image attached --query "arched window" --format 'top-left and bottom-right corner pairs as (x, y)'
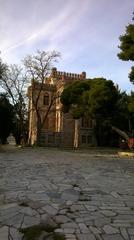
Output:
(43, 93), (49, 105)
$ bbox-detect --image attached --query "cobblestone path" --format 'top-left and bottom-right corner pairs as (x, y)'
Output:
(0, 147), (134, 239)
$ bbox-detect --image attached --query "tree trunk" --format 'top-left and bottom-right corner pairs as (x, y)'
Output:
(111, 125), (129, 141)
(74, 119), (79, 148)
(36, 112), (42, 146)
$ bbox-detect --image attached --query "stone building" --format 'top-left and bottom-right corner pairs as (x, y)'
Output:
(28, 68), (96, 147)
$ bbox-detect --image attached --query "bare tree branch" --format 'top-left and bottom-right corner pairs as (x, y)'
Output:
(24, 50), (60, 145)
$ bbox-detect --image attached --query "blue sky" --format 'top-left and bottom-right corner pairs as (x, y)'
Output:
(0, 0), (134, 92)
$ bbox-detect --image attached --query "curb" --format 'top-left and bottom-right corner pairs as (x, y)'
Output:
(118, 151), (134, 157)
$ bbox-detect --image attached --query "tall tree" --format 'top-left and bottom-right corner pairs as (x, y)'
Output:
(0, 58), (7, 79)
(61, 78), (132, 148)
(127, 91), (134, 136)
(0, 94), (14, 144)
(0, 64), (28, 144)
(24, 50), (60, 145)
(118, 14), (134, 84)
(61, 80), (90, 148)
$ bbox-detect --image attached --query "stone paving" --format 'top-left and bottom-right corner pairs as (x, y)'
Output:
(0, 146), (134, 239)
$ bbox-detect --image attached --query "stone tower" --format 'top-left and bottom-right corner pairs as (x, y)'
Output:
(28, 68), (95, 147)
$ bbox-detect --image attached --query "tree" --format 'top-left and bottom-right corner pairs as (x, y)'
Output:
(0, 58), (7, 80)
(0, 94), (14, 144)
(0, 64), (28, 144)
(118, 16), (134, 84)
(109, 91), (133, 148)
(127, 91), (134, 149)
(61, 80), (90, 148)
(61, 78), (132, 148)
(127, 91), (134, 138)
(61, 78), (120, 147)
(24, 50), (60, 145)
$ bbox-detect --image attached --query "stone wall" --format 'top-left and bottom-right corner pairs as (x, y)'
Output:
(39, 130), (62, 147)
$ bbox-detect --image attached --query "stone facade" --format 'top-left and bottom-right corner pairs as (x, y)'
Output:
(28, 68), (96, 147)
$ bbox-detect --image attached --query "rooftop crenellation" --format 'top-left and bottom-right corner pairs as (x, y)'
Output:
(51, 67), (86, 79)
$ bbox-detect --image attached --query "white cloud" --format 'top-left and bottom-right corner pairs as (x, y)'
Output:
(1, 0), (90, 59)
(0, 0), (133, 92)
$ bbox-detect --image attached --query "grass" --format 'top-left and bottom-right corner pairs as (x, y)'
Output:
(54, 234), (65, 240)
(19, 202), (29, 207)
(19, 224), (65, 240)
(20, 225), (45, 240)
(72, 184), (79, 188)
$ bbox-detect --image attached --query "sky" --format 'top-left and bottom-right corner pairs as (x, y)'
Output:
(0, 0), (134, 92)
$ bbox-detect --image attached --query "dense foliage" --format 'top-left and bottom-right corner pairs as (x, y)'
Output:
(118, 23), (134, 84)
(61, 78), (119, 118)
(0, 62), (28, 145)
(61, 78), (133, 147)
(0, 94), (14, 144)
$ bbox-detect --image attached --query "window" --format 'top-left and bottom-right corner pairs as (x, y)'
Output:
(43, 93), (49, 105)
(81, 135), (92, 144)
(48, 134), (54, 143)
(87, 135), (92, 144)
(81, 135), (86, 144)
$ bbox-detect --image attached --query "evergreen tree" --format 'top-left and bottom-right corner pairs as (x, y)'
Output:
(118, 13), (134, 84)
(0, 94), (14, 144)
